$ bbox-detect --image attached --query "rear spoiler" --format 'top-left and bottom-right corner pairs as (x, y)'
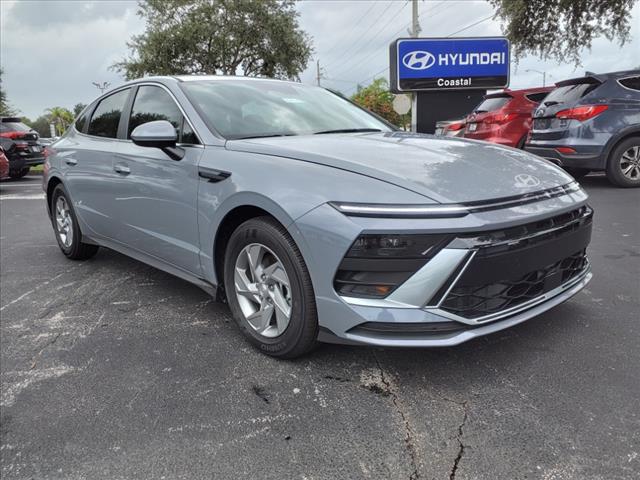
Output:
(1, 117), (22, 123)
(555, 76), (602, 87)
(483, 91), (513, 99)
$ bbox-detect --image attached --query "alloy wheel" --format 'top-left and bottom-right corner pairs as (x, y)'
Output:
(55, 196), (73, 248)
(620, 146), (640, 180)
(233, 243), (292, 338)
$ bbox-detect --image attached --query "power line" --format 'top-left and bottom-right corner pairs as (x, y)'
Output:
(315, 1), (379, 58)
(324, 1), (397, 70)
(331, 0), (455, 82)
(331, 1), (410, 78)
(344, 13), (496, 95)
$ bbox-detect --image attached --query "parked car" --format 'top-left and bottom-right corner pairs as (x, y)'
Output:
(44, 76), (592, 358)
(0, 117), (45, 178)
(0, 146), (9, 179)
(464, 86), (554, 148)
(435, 118), (466, 137)
(526, 70), (640, 187)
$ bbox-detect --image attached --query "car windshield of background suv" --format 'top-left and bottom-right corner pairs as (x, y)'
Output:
(181, 80), (391, 139)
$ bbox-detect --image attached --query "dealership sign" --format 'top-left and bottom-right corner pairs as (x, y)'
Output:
(390, 37), (510, 92)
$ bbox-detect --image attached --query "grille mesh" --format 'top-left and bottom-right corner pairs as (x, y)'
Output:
(440, 249), (588, 320)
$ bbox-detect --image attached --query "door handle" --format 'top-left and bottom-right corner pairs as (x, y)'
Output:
(65, 158), (77, 166)
(114, 163), (130, 175)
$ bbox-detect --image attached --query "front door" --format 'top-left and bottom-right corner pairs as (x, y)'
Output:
(108, 85), (204, 275)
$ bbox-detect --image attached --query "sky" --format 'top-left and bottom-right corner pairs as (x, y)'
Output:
(1, 0), (639, 120)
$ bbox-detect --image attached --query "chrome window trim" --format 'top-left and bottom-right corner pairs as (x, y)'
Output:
(78, 82), (203, 146)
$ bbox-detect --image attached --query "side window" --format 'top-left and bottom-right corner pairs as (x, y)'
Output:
(525, 92), (549, 104)
(128, 86), (182, 138)
(619, 76), (640, 91)
(75, 109), (89, 132)
(87, 89), (130, 138)
(180, 118), (199, 145)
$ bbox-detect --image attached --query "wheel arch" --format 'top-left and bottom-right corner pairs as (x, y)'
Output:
(209, 194), (316, 301)
(604, 126), (640, 165)
(45, 174), (64, 217)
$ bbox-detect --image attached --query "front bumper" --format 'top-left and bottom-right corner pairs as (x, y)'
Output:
(293, 186), (592, 347)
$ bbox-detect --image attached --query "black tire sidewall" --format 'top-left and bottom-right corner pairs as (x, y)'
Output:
(51, 184), (82, 257)
(223, 218), (315, 357)
(607, 137), (640, 188)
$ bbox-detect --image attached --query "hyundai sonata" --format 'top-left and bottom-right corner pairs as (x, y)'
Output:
(44, 76), (592, 357)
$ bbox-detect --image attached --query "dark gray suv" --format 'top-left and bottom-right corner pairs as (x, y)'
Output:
(525, 70), (640, 187)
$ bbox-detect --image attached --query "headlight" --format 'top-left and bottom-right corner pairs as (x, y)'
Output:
(330, 202), (468, 218)
(334, 233), (451, 298)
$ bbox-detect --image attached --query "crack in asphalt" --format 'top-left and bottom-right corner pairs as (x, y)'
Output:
(373, 351), (421, 480)
(448, 400), (469, 480)
(29, 332), (61, 370)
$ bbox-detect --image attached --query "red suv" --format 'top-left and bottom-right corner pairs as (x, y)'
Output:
(464, 87), (554, 148)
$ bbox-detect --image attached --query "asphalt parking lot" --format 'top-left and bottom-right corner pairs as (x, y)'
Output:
(1, 174), (639, 480)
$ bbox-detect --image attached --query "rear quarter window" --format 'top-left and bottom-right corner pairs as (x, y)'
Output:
(618, 76), (640, 91)
(524, 92), (549, 103)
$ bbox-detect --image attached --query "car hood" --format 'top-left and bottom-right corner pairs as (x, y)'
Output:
(226, 132), (574, 203)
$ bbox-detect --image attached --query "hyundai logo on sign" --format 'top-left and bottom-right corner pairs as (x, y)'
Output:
(402, 51), (435, 70)
(390, 37), (510, 92)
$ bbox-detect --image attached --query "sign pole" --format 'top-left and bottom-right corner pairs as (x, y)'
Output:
(410, 0), (420, 132)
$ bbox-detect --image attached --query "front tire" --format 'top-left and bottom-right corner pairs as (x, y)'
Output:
(606, 137), (640, 188)
(223, 216), (318, 358)
(51, 184), (99, 260)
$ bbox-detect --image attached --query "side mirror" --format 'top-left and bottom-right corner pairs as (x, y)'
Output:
(131, 120), (184, 160)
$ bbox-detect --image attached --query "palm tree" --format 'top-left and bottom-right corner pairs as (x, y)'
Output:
(45, 107), (74, 135)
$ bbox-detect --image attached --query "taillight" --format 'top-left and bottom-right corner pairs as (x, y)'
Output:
(555, 105), (608, 122)
(0, 131), (23, 139)
(484, 112), (517, 125)
(556, 147), (577, 154)
(447, 122), (465, 131)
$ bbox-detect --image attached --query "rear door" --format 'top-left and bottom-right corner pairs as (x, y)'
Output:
(108, 84), (203, 275)
(63, 88), (131, 239)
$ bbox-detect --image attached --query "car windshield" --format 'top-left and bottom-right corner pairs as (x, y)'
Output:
(180, 79), (391, 140)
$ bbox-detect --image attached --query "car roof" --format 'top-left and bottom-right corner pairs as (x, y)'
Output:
(556, 69), (640, 87)
(120, 75), (304, 88)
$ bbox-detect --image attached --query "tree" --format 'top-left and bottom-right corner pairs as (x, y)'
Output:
(0, 68), (18, 116)
(45, 107), (74, 136)
(23, 115), (53, 137)
(350, 78), (408, 129)
(489, 0), (636, 64)
(112, 0), (312, 80)
(73, 103), (87, 117)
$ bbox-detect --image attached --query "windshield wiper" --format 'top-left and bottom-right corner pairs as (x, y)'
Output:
(313, 128), (382, 135)
(233, 133), (297, 140)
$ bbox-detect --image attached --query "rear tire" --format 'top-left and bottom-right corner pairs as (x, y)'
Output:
(51, 184), (99, 260)
(223, 216), (318, 358)
(9, 167), (30, 179)
(564, 167), (590, 180)
(606, 137), (640, 188)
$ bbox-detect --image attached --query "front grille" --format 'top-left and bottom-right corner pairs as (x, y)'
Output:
(441, 250), (588, 319)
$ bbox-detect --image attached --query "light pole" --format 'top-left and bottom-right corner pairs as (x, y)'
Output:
(525, 69), (546, 87)
(92, 81), (111, 94)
